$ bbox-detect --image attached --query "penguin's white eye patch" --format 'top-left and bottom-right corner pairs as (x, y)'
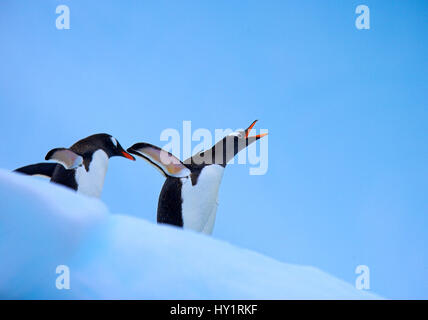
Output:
(231, 130), (245, 139)
(111, 137), (118, 147)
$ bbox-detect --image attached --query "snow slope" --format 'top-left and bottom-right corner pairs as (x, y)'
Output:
(0, 170), (380, 299)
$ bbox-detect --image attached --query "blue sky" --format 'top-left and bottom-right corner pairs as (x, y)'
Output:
(0, 0), (427, 298)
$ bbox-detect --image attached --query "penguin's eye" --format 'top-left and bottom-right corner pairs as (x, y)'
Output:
(230, 130), (245, 139)
(236, 131), (245, 139)
(110, 137), (118, 147)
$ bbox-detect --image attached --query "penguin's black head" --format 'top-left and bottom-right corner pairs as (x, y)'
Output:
(190, 120), (267, 167)
(71, 133), (135, 160)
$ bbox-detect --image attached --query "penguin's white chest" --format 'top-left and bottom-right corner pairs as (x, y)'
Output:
(75, 150), (109, 198)
(181, 164), (225, 235)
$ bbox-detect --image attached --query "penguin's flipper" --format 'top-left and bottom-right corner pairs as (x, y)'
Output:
(45, 148), (83, 170)
(127, 143), (191, 178)
(14, 163), (57, 178)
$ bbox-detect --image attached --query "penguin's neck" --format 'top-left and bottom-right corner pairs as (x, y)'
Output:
(75, 149), (109, 198)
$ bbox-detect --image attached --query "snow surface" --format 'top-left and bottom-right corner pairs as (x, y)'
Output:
(0, 170), (380, 299)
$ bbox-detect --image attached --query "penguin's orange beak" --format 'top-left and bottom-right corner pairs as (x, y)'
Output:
(245, 120), (268, 140)
(121, 150), (136, 161)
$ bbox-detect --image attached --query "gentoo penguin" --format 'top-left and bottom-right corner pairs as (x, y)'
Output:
(14, 133), (135, 197)
(127, 120), (267, 234)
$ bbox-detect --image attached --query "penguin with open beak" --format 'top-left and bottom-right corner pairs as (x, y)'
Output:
(15, 133), (135, 197)
(127, 120), (267, 234)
